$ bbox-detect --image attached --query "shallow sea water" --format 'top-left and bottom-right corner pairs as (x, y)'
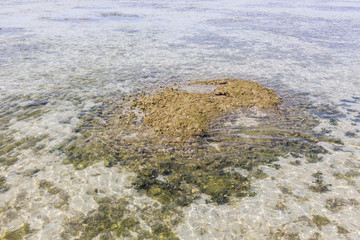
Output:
(1, 0), (360, 239)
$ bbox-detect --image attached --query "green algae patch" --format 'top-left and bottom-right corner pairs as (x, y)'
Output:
(63, 196), (180, 240)
(271, 229), (300, 240)
(252, 169), (269, 179)
(327, 198), (358, 212)
(195, 171), (250, 204)
(0, 134), (48, 166)
(308, 232), (323, 240)
(59, 139), (118, 170)
(37, 180), (69, 209)
(324, 198), (349, 212)
(0, 176), (9, 193)
(333, 170), (360, 185)
(318, 137), (343, 145)
(138, 79), (280, 140)
(0, 223), (32, 240)
(312, 215), (331, 228)
(309, 171), (331, 193)
(38, 179), (61, 195)
(336, 225), (349, 234)
(64, 197), (137, 239)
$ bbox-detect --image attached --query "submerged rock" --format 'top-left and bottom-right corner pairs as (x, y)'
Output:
(138, 79), (280, 140)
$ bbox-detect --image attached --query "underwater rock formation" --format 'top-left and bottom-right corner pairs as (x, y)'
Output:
(138, 79), (280, 140)
(57, 79), (342, 239)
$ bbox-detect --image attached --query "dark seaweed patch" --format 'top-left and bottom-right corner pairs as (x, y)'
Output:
(62, 196), (180, 240)
(309, 171), (331, 193)
(0, 223), (32, 240)
(0, 176), (9, 193)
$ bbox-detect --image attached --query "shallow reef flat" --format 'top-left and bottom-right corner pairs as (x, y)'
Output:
(50, 79), (351, 239)
(1, 0), (360, 238)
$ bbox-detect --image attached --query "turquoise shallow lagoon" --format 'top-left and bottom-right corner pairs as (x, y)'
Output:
(0, 0), (360, 239)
